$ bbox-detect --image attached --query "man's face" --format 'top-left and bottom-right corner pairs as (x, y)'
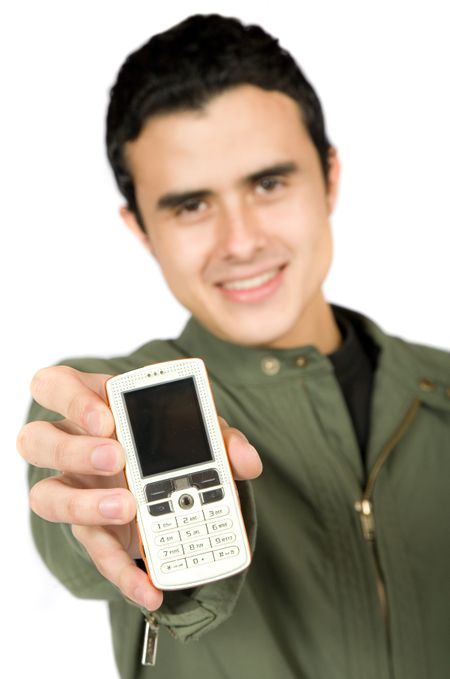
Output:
(123, 84), (340, 347)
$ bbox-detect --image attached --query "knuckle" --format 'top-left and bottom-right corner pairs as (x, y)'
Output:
(16, 422), (33, 458)
(118, 562), (136, 596)
(30, 366), (55, 400)
(218, 415), (229, 428)
(67, 392), (96, 431)
(29, 481), (43, 515)
(53, 434), (70, 471)
(94, 554), (109, 579)
(65, 490), (84, 524)
(230, 427), (248, 443)
(71, 524), (82, 541)
(121, 490), (137, 520)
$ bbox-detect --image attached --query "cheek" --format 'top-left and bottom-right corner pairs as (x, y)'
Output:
(151, 230), (211, 292)
(273, 191), (330, 249)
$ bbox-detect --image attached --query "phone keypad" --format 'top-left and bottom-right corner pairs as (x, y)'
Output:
(207, 519), (233, 533)
(186, 552), (214, 568)
(151, 517), (178, 532)
(161, 559), (186, 574)
(151, 505), (240, 573)
(203, 506), (229, 520)
(154, 532), (181, 546)
(210, 532), (236, 547)
(214, 546), (240, 560)
(179, 524), (208, 541)
(176, 511), (203, 527)
(158, 545), (184, 560)
(184, 538), (211, 554)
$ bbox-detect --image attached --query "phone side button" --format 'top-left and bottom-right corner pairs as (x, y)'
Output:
(148, 501), (173, 517)
(161, 558), (187, 574)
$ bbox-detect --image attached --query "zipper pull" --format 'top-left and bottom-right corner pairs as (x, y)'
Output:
(354, 498), (375, 541)
(141, 614), (159, 666)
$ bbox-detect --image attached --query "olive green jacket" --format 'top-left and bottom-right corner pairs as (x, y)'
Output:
(27, 306), (450, 679)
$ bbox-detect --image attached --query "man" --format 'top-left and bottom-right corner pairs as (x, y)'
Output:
(17, 13), (450, 679)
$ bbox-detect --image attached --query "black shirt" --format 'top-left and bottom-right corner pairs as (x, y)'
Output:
(328, 306), (380, 462)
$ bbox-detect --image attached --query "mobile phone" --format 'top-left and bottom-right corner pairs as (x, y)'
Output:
(105, 358), (251, 590)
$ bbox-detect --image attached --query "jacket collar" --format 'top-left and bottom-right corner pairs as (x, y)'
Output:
(172, 303), (450, 412)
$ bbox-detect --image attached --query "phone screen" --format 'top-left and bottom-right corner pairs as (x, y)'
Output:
(123, 377), (213, 477)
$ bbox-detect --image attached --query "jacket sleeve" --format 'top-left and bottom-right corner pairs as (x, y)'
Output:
(26, 384), (257, 644)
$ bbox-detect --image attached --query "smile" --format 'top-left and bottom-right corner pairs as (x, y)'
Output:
(216, 265), (286, 303)
(221, 267), (281, 291)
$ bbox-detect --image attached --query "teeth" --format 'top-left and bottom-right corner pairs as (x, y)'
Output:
(222, 268), (280, 291)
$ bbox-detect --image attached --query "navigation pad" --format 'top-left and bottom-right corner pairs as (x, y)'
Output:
(145, 468), (222, 516)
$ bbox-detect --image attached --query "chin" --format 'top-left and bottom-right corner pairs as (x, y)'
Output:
(216, 319), (296, 348)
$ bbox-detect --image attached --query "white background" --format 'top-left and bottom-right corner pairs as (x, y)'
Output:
(2, 1), (449, 677)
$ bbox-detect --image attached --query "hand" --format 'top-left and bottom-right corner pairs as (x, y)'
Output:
(17, 365), (263, 611)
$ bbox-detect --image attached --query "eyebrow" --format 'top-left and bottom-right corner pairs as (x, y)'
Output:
(156, 161), (299, 211)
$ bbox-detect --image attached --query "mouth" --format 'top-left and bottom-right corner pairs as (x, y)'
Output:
(216, 265), (286, 302)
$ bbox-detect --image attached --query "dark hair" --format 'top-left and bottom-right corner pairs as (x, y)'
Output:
(106, 13), (332, 230)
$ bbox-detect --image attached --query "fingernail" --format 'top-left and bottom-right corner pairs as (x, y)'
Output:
(91, 444), (118, 472)
(99, 495), (123, 519)
(86, 410), (109, 436)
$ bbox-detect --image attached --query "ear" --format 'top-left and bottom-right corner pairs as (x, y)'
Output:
(325, 147), (341, 215)
(119, 206), (155, 255)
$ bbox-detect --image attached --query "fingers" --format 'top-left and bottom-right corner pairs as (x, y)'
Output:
(29, 476), (136, 526)
(72, 524), (163, 611)
(30, 365), (115, 437)
(17, 420), (124, 475)
(218, 417), (263, 481)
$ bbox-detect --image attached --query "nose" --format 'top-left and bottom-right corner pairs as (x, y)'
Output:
(216, 202), (268, 260)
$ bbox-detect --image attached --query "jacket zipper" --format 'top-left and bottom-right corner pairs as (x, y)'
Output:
(141, 611), (179, 666)
(142, 397), (422, 668)
(142, 614), (159, 666)
(355, 398), (421, 624)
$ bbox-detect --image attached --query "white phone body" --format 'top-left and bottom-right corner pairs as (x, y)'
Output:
(106, 358), (251, 590)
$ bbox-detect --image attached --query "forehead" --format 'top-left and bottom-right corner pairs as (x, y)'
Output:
(124, 84), (314, 190)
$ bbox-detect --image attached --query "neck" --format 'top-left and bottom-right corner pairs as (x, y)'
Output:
(265, 292), (342, 354)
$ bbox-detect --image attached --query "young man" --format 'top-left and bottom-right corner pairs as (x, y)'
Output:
(18, 14), (450, 679)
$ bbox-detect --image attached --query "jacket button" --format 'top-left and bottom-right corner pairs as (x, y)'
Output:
(261, 356), (281, 376)
(295, 356), (307, 368)
(419, 377), (435, 392)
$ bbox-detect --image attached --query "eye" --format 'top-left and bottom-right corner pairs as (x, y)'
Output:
(255, 176), (283, 195)
(175, 198), (207, 217)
